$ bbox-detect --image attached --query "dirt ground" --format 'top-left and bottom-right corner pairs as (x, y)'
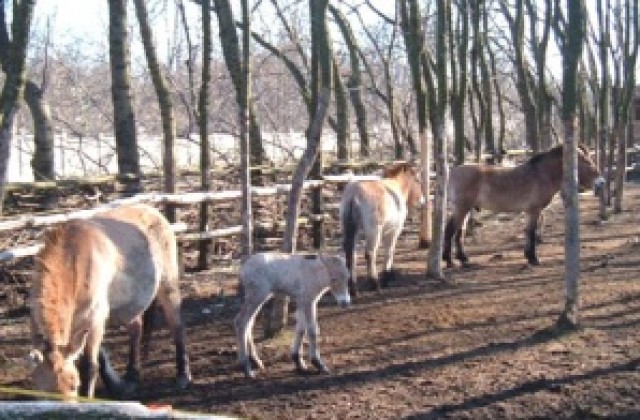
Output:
(2, 184), (640, 419)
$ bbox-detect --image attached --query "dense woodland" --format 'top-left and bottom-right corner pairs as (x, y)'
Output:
(0, 0), (639, 343)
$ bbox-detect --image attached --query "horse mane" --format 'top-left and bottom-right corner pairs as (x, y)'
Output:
(526, 143), (590, 168)
(32, 223), (82, 347)
(382, 162), (413, 178)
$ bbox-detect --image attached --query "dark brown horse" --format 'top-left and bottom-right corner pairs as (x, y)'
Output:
(444, 145), (603, 267)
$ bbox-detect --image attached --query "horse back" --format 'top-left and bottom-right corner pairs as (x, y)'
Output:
(450, 165), (543, 213)
(341, 180), (403, 227)
(91, 204), (179, 323)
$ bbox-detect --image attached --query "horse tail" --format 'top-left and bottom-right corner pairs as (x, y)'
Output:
(142, 298), (158, 359)
(341, 196), (360, 295)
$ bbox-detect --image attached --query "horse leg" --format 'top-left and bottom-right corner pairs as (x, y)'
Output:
(454, 225), (469, 266)
(342, 201), (359, 298)
(79, 327), (104, 398)
(380, 230), (401, 288)
(304, 303), (329, 374)
(364, 228), (382, 291)
(156, 283), (191, 389)
(444, 212), (469, 267)
(124, 316), (142, 384)
(524, 210), (541, 265)
(290, 307), (307, 374)
(234, 292), (267, 378)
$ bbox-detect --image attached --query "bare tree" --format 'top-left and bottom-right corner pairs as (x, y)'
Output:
(266, 0), (333, 337)
(108, 0), (142, 193)
(212, 0), (266, 165)
(557, 0), (586, 328)
(198, 0), (212, 269)
(399, 0), (432, 248)
(425, 0), (450, 281)
(133, 0), (177, 220)
(240, 0), (253, 257)
(1, 4), (54, 182)
(450, 0), (469, 166)
(0, 0), (35, 214)
(612, 0), (639, 213)
(596, 0), (611, 220)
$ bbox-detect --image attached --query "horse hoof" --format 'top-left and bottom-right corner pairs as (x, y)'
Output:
(250, 356), (264, 370)
(311, 357), (330, 374)
(291, 353), (306, 373)
(176, 374), (191, 390)
(241, 361), (256, 378)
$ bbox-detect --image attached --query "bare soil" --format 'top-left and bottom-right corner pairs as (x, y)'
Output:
(2, 184), (640, 419)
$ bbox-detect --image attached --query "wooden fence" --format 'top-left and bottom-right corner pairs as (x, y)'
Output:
(0, 173), (381, 264)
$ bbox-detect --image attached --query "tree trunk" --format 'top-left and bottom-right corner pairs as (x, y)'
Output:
(558, 0), (586, 329)
(499, 0), (539, 152)
(450, 0), (469, 166)
(613, 0), (639, 213)
(240, 0), (253, 257)
(426, 0), (450, 281)
(24, 81), (55, 181)
(400, 0), (431, 248)
(329, 5), (369, 159)
(213, 0), (265, 165)
(108, 0), (141, 193)
(198, 0), (212, 270)
(332, 57), (350, 161)
(265, 0), (333, 338)
(133, 0), (176, 221)
(0, 0), (35, 215)
(597, 0), (610, 220)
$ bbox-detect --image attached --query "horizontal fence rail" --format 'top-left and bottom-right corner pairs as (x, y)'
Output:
(0, 174), (378, 263)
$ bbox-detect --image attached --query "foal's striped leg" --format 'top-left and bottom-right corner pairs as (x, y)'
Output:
(291, 307), (307, 373)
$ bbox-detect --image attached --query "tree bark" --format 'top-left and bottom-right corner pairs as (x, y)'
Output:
(108, 0), (141, 193)
(332, 57), (350, 161)
(558, 0), (586, 329)
(0, 0), (35, 215)
(133, 0), (177, 221)
(499, 0), (540, 152)
(198, 0), (212, 270)
(240, 0), (253, 257)
(266, 0), (333, 338)
(426, 0), (450, 281)
(400, 0), (431, 247)
(597, 0), (611, 220)
(613, 0), (639, 213)
(24, 81), (55, 181)
(212, 0), (265, 165)
(329, 5), (369, 158)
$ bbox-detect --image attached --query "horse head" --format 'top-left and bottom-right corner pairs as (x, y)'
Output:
(320, 255), (351, 308)
(28, 329), (88, 399)
(576, 145), (604, 195)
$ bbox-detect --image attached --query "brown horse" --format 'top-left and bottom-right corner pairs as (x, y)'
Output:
(340, 163), (424, 295)
(444, 145), (603, 267)
(28, 204), (191, 399)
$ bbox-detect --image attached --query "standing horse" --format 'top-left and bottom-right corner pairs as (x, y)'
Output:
(28, 204), (191, 399)
(340, 163), (424, 296)
(444, 145), (603, 267)
(235, 253), (350, 378)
